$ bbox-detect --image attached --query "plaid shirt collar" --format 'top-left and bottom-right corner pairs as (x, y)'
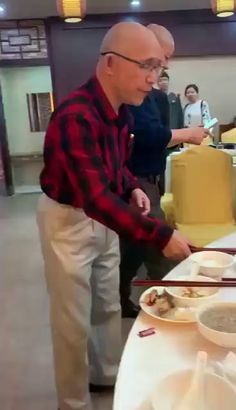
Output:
(86, 75), (129, 127)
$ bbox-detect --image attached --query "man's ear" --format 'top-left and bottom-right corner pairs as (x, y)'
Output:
(105, 55), (114, 75)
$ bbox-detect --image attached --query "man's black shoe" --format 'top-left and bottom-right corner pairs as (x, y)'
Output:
(89, 383), (114, 393)
(121, 299), (139, 318)
(57, 384), (115, 407)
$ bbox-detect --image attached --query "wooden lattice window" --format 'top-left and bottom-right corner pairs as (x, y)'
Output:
(0, 20), (48, 60)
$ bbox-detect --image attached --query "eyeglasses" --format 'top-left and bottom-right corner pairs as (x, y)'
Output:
(100, 51), (166, 75)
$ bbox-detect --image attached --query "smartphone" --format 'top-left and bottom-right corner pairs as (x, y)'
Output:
(204, 118), (218, 130)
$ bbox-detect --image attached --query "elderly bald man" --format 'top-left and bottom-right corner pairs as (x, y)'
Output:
(37, 22), (194, 410)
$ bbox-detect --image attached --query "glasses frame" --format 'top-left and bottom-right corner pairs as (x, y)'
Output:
(100, 51), (167, 74)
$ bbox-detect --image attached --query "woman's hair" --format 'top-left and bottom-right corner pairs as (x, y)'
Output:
(160, 70), (169, 80)
(185, 84), (199, 96)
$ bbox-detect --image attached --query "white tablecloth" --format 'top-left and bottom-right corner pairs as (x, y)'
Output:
(113, 233), (236, 410)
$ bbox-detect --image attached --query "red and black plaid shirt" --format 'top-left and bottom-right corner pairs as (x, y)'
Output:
(40, 76), (173, 248)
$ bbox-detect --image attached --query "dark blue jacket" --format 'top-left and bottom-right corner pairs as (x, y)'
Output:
(128, 89), (172, 177)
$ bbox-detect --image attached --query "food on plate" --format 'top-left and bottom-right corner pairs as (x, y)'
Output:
(180, 287), (209, 298)
(174, 307), (196, 321)
(144, 289), (159, 306)
(200, 307), (236, 333)
(143, 288), (173, 315)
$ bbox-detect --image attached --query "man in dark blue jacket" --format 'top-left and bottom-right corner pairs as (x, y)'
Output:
(120, 89), (174, 317)
(128, 88), (171, 184)
(120, 24), (209, 317)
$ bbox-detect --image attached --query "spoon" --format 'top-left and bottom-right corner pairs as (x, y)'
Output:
(185, 262), (200, 294)
(174, 351), (207, 410)
(190, 262), (200, 279)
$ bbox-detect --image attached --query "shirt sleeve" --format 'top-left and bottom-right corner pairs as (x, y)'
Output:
(122, 165), (140, 196)
(58, 113), (173, 249)
(201, 101), (211, 125)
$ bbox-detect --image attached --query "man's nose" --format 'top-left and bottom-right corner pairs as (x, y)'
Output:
(146, 69), (158, 85)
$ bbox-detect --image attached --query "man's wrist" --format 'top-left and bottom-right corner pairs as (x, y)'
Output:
(183, 128), (192, 144)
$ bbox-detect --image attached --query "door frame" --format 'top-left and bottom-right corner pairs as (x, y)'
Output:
(0, 85), (14, 196)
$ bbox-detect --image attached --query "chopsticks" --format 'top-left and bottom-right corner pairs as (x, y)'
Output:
(132, 246), (236, 288)
(190, 246), (236, 255)
(132, 279), (236, 288)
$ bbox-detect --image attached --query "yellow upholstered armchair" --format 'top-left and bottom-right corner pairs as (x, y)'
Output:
(219, 122), (236, 144)
(161, 146), (236, 247)
(221, 128), (236, 144)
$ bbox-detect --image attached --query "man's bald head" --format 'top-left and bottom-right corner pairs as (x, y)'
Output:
(96, 22), (166, 109)
(100, 22), (164, 61)
(147, 24), (175, 58)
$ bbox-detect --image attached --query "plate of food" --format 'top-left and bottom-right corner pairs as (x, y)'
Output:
(139, 275), (220, 323)
(139, 286), (197, 323)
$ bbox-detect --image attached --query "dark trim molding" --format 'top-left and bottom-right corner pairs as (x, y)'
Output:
(47, 9), (236, 28)
(0, 58), (49, 67)
(46, 9), (236, 103)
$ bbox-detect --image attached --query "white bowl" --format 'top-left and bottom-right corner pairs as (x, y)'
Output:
(151, 368), (236, 410)
(166, 275), (219, 308)
(189, 251), (235, 279)
(197, 301), (236, 348)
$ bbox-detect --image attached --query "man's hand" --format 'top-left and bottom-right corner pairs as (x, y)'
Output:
(187, 127), (209, 145)
(162, 230), (191, 261)
(130, 188), (150, 216)
(168, 128), (210, 147)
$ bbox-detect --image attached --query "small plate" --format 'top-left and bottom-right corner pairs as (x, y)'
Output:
(139, 286), (196, 324)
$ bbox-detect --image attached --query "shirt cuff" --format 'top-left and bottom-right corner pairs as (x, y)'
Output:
(165, 127), (172, 147)
(124, 177), (141, 200)
(155, 223), (174, 250)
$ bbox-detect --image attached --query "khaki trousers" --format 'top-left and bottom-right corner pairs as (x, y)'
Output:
(37, 194), (121, 410)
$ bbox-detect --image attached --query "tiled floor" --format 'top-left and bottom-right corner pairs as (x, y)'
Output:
(0, 194), (136, 410)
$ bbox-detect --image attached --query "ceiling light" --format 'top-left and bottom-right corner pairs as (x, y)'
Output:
(64, 17), (82, 23)
(217, 11), (234, 16)
(131, 0), (140, 6)
(0, 5), (5, 14)
(211, 0), (235, 17)
(57, 0), (86, 23)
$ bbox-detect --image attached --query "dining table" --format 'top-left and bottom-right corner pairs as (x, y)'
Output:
(113, 232), (236, 410)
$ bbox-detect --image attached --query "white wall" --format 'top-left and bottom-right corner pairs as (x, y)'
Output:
(168, 56), (236, 124)
(0, 66), (52, 155)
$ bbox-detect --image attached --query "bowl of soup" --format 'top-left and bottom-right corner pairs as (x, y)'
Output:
(189, 251), (234, 279)
(197, 302), (236, 348)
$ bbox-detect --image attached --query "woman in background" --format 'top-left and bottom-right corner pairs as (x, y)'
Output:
(184, 84), (213, 145)
(184, 84), (211, 128)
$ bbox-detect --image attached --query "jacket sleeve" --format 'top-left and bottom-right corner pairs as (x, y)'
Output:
(129, 105), (172, 151)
